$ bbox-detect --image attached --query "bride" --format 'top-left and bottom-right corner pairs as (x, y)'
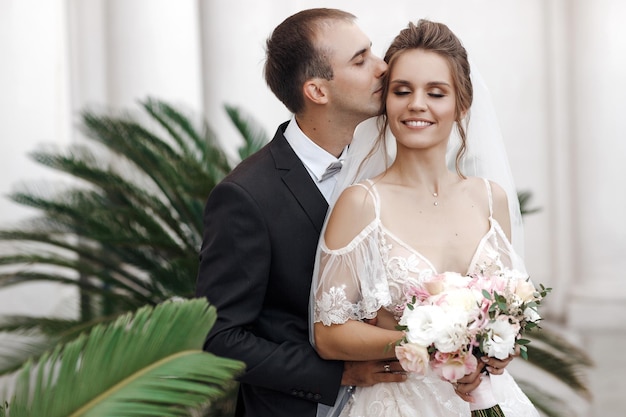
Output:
(310, 19), (539, 417)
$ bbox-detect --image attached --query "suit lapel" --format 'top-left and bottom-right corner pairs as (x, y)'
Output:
(270, 124), (328, 233)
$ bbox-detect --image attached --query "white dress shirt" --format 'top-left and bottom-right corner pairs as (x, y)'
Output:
(283, 116), (345, 202)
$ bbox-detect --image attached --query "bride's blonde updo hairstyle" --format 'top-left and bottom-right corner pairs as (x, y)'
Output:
(379, 19), (473, 176)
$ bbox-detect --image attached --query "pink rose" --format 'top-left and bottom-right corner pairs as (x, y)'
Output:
(431, 350), (478, 382)
(405, 285), (432, 303)
(395, 343), (429, 374)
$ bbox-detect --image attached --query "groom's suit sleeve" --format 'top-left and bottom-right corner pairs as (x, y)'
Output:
(195, 139), (344, 413)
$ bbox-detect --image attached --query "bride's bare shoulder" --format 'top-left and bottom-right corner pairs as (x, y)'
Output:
(464, 176), (511, 231)
(324, 182), (377, 250)
(465, 176), (509, 205)
(336, 181), (377, 206)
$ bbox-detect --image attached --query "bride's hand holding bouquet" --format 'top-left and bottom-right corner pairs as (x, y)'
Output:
(394, 264), (551, 416)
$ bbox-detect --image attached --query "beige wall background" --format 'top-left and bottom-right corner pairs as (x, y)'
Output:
(0, 0), (624, 415)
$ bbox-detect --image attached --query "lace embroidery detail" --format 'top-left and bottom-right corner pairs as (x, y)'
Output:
(316, 285), (379, 326)
(338, 372), (468, 417)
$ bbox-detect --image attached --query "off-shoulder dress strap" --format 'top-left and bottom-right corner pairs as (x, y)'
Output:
(352, 179), (381, 220)
(482, 177), (494, 219)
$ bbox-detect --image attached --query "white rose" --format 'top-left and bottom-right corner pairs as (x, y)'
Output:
(524, 305), (541, 323)
(515, 279), (537, 302)
(440, 288), (480, 313)
(483, 316), (520, 359)
(403, 305), (445, 347)
(432, 307), (471, 353)
(440, 271), (472, 290)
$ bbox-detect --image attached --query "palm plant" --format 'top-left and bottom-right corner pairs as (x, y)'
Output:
(0, 98), (266, 360)
(0, 99), (590, 416)
(0, 298), (245, 416)
(0, 99), (266, 415)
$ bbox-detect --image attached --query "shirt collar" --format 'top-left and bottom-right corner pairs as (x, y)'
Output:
(283, 116), (345, 182)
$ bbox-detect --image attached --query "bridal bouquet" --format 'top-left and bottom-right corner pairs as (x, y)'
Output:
(394, 264), (550, 383)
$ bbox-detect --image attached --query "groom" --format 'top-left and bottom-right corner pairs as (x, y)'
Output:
(195, 8), (405, 417)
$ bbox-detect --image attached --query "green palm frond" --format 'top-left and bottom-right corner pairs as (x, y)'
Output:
(224, 104), (270, 161)
(518, 190), (541, 216)
(515, 379), (578, 417)
(0, 314), (124, 376)
(0, 298), (244, 417)
(0, 99), (267, 324)
(524, 338), (593, 401)
(527, 326), (593, 367)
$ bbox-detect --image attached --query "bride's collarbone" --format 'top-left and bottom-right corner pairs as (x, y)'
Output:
(380, 204), (489, 265)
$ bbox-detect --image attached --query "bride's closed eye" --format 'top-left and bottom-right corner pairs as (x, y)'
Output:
(391, 86), (413, 96)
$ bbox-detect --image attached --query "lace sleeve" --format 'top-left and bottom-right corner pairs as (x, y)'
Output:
(312, 222), (392, 326)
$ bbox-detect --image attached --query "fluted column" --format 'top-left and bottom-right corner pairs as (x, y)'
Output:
(0, 0), (75, 317)
(102, 0), (203, 111)
(67, 0), (108, 116)
(198, 0), (292, 157)
(0, 0), (73, 222)
(567, 0), (626, 328)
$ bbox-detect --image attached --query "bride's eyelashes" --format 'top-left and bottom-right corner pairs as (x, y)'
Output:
(390, 88), (448, 98)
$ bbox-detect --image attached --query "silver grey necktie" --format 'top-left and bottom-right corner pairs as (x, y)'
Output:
(320, 160), (344, 181)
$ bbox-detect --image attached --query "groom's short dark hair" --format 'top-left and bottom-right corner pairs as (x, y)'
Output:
(264, 8), (356, 114)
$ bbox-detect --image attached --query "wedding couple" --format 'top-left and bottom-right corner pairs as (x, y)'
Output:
(196, 8), (538, 417)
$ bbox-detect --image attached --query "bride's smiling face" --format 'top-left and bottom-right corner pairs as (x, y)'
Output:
(385, 49), (459, 151)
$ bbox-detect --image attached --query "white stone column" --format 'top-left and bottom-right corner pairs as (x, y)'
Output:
(566, 2), (626, 413)
(198, 0), (292, 158)
(541, 0), (576, 320)
(567, 0), (626, 328)
(102, 0), (203, 112)
(0, 0), (73, 223)
(0, 0), (75, 318)
(67, 0), (108, 117)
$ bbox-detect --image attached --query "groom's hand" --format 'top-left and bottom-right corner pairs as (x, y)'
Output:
(341, 360), (407, 387)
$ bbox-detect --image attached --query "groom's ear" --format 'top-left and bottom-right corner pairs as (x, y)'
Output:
(303, 78), (329, 105)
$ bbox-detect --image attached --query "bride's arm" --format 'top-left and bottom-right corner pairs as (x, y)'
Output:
(314, 320), (403, 361)
(315, 184), (403, 361)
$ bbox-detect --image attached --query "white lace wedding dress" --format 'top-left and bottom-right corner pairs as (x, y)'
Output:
(313, 179), (539, 417)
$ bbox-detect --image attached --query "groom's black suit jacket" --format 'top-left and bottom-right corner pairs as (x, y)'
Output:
(196, 122), (344, 417)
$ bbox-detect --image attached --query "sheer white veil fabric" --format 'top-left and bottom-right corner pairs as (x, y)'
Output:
(311, 67), (525, 417)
